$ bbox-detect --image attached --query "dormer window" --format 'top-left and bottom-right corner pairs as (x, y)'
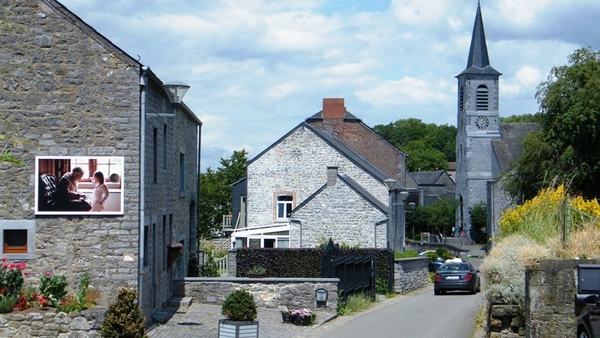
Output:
(476, 85), (489, 110)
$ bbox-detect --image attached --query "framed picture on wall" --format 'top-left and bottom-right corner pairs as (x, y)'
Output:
(35, 156), (125, 215)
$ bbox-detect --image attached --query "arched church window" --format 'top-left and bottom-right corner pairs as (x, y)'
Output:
(476, 85), (489, 110)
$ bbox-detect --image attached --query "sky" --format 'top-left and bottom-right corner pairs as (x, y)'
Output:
(58, 0), (600, 172)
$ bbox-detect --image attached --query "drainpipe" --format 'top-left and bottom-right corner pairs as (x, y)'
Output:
(290, 218), (302, 248)
(138, 65), (148, 308)
(373, 218), (388, 248)
(196, 123), (202, 262)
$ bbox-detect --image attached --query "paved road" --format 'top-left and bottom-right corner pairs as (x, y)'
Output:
(310, 257), (485, 338)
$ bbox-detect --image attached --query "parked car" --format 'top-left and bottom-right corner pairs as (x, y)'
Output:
(576, 293), (600, 338)
(418, 250), (445, 272)
(433, 262), (481, 295)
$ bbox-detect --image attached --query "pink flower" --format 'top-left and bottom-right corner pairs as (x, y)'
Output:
(24, 271), (29, 276)
(45, 271), (52, 277)
(2, 257), (6, 262)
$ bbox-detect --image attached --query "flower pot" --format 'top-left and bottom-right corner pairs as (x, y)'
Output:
(281, 311), (291, 323)
(218, 319), (259, 338)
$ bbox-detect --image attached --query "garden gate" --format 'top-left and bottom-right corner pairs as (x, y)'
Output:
(320, 239), (375, 301)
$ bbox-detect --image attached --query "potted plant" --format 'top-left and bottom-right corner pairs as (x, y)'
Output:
(288, 308), (316, 326)
(167, 242), (183, 269)
(218, 289), (259, 338)
(246, 265), (266, 278)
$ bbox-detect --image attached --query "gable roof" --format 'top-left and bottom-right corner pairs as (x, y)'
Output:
(247, 122), (391, 183)
(293, 174), (387, 214)
(492, 123), (540, 172)
(409, 170), (450, 186)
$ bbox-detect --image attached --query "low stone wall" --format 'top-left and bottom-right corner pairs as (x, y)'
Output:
(0, 307), (105, 337)
(526, 259), (600, 338)
(174, 277), (339, 311)
(393, 257), (429, 294)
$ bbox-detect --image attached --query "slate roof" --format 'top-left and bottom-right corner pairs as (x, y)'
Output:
(409, 170), (448, 186)
(293, 174), (387, 214)
(457, 2), (501, 77)
(492, 123), (540, 172)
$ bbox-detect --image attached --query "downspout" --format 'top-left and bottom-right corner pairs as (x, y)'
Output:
(290, 218), (302, 248)
(139, 66), (148, 307)
(373, 218), (388, 248)
(196, 123), (202, 262)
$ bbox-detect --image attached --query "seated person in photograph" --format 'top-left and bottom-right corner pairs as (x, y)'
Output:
(91, 171), (109, 211)
(55, 167), (92, 211)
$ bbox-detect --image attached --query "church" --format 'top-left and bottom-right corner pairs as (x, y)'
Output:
(454, 2), (538, 242)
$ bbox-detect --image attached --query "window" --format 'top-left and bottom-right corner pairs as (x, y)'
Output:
(459, 86), (464, 111)
(0, 220), (34, 259)
(143, 225), (149, 267)
(476, 85), (489, 110)
(71, 157), (123, 181)
(277, 195), (293, 219)
(163, 124), (168, 169)
(179, 153), (185, 193)
(153, 128), (158, 183)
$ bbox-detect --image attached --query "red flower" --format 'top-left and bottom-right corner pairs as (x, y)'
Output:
(45, 271), (52, 277)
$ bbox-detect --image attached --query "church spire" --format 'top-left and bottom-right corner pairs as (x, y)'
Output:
(458, 1), (501, 76)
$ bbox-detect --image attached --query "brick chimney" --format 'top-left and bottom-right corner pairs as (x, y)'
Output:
(322, 98), (345, 119)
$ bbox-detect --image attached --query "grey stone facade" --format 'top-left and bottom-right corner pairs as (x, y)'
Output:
(1, 0), (200, 324)
(246, 125), (389, 248)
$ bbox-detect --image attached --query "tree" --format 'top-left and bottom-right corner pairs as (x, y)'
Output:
(198, 150), (248, 238)
(405, 198), (458, 238)
(373, 118), (456, 172)
(500, 113), (542, 123)
(505, 47), (600, 199)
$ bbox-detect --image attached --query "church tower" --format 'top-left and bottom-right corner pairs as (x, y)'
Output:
(455, 1), (501, 239)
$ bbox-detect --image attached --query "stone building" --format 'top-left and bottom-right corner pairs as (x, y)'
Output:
(229, 98), (409, 249)
(455, 3), (537, 240)
(0, 0), (201, 323)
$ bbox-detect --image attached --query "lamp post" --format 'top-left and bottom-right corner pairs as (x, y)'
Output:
(163, 81), (190, 116)
(396, 190), (409, 252)
(383, 179), (397, 251)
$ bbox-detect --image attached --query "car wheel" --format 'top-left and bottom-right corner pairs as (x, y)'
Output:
(578, 326), (590, 338)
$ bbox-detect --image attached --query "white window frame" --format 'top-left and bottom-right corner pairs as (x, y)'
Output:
(0, 220), (35, 259)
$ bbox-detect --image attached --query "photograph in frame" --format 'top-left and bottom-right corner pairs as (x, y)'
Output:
(35, 156), (124, 215)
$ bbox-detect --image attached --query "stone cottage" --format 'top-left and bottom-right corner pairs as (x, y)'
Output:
(0, 0), (201, 323)
(228, 98), (410, 250)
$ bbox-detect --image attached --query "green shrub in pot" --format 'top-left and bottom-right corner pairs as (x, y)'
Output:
(221, 289), (257, 321)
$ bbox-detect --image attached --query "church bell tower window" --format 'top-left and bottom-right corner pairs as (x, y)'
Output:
(476, 85), (489, 110)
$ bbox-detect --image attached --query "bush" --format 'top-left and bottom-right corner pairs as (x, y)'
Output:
(221, 289), (257, 321)
(200, 255), (220, 277)
(0, 296), (15, 313)
(100, 287), (146, 338)
(39, 271), (68, 307)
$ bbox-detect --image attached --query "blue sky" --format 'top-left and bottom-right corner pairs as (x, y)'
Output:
(58, 0), (600, 171)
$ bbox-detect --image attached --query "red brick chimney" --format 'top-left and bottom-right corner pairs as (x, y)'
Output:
(322, 98), (345, 119)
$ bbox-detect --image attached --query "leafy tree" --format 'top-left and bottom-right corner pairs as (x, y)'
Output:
(405, 198), (458, 238)
(373, 118), (456, 172)
(198, 149), (248, 238)
(469, 202), (487, 233)
(505, 47), (600, 200)
(500, 113), (542, 123)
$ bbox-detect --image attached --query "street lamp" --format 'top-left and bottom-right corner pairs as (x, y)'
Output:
(159, 81), (190, 117)
(396, 190), (409, 252)
(384, 179), (397, 251)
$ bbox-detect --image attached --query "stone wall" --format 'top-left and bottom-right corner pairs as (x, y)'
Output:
(0, 308), (105, 337)
(174, 277), (339, 311)
(525, 259), (600, 338)
(393, 257), (429, 293)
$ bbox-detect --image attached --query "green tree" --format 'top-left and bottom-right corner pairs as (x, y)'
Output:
(500, 113), (542, 123)
(469, 202), (487, 235)
(198, 150), (248, 238)
(505, 47), (600, 199)
(405, 198), (458, 238)
(373, 118), (456, 172)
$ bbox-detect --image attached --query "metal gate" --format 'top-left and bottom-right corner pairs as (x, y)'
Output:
(320, 239), (375, 301)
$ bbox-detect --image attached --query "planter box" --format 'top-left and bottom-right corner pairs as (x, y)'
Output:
(218, 319), (259, 338)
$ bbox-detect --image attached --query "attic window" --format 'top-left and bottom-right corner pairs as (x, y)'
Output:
(476, 85), (489, 110)
(277, 195), (293, 219)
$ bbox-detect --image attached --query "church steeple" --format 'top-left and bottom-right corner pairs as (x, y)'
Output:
(458, 1), (501, 76)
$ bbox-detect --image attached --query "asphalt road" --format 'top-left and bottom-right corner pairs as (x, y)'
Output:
(310, 258), (485, 338)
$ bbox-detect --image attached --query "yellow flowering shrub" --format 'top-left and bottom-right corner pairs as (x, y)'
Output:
(499, 185), (600, 244)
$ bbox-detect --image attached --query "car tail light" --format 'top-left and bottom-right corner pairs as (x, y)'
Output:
(463, 273), (473, 281)
(434, 274), (443, 282)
